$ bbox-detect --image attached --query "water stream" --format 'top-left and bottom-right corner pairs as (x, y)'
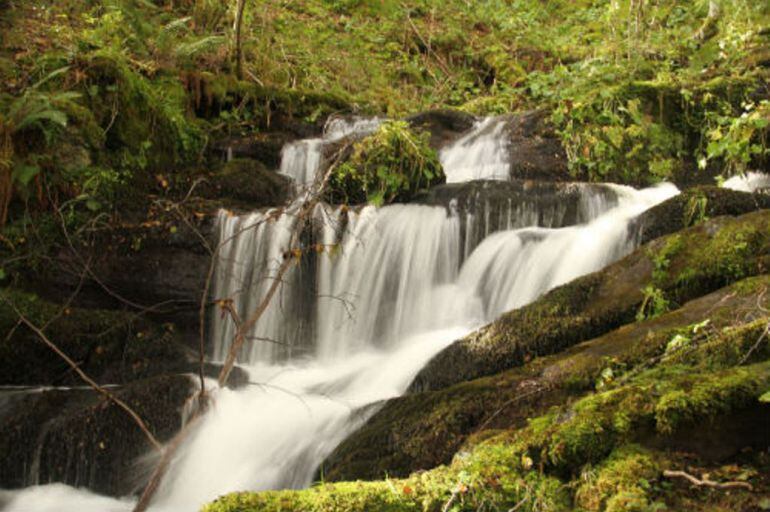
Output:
(0, 117), (680, 512)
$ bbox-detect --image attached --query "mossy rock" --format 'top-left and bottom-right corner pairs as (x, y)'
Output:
(0, 288), (191, 386)
(412, 210), (770, 392)
(324, 276), (770, 482)
(0, 374), (194, 495)
(632, 186), (770, 246)
(326, 121), (445, 205)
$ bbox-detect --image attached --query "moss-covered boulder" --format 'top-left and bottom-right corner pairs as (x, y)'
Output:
(412, 210), (770, 392)
(0, 374), (194, 496)
(631, 186), (770, 245)
(324, 276), (770, 482)
(0, 289), (192, 386)
(326, 120), (445, 205)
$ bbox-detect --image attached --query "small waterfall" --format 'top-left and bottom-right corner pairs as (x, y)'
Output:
(439, 117), (510, 183)
(279, 117), (382, 190)
(209, 184), (632, 364)
(144, 182), (677, 511)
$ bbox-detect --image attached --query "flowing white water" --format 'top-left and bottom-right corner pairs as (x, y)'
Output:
(146, 184), (678, 511)
(723, 172), (770, 193)
(440, 117), (510, 183)
(1, 118), (680, 512)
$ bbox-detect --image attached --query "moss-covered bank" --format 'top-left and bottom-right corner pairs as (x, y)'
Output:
(205, 357), (770, 512)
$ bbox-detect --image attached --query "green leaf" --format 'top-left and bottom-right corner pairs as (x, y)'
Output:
(760, 390), (770, 403)
(16, 109), (67, 131)
(85, 198), (102, 211)
(12, 165), (41, 186)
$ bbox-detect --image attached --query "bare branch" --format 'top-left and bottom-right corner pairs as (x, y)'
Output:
(663, 469), (753, 491)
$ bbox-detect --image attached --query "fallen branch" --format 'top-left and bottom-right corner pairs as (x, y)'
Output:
(663, 469), (754, 491)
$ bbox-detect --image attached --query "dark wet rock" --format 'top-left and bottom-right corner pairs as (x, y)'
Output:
(31, 217), (214, 338)
(211, 132), (299, 170)
(631, 186), (770, 245)
(197, 158), (292, 209)
(0, 289), (194, 386)
(406, 110), (477, 149)
(0, 374), (194, 496)
(501, 110), (570, 182)
(412, 179), (620, 257)
(411, 210), (770, 392)
(323, 276), (770, 481)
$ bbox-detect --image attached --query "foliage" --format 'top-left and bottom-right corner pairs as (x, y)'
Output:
(328, 120), (443, 205)
(555, 97), (684, 185)
(703, 99), (770, 176)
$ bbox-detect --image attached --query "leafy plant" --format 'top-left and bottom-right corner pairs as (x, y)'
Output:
(703, 100), (770, 177)
(0, 70), (81, 225)
(328, 120), (444, 205)
(636, 285), (670, 321)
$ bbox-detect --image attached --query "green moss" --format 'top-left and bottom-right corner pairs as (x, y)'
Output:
(574, 445), (660, 512)
(327, 120), (444, 205)
(206, 445), (570, 512)
(654, 364), (770, 434)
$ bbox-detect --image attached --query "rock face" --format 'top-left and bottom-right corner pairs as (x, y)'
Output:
(411, 210), (770, 392)
(414, 179), (618, 224)
(323, 276), (770, 481)
(412, 179), (620, 254)
(197, 159), (292, 209)
(0, 375), (195, 496)
(500, 110), (571, 182)
(0, 290), (193, 386)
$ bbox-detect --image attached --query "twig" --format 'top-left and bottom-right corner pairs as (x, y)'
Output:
(663, 469), (754, 491)
(738, 319), (770, 365)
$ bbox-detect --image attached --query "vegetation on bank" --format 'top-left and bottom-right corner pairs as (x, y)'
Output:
(0, 0), (768, 231)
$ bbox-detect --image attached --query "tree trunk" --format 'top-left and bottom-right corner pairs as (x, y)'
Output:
(234, 0), (247, 80)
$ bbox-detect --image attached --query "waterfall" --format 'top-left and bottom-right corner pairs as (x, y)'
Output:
(146, 181), (677, 511)
(0, 118), (680, 512)
(439, 117), (510, 183)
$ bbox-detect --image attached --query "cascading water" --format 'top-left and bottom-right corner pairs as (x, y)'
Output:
(1, 117), (680, 512)
(439, 117), (510, 183)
